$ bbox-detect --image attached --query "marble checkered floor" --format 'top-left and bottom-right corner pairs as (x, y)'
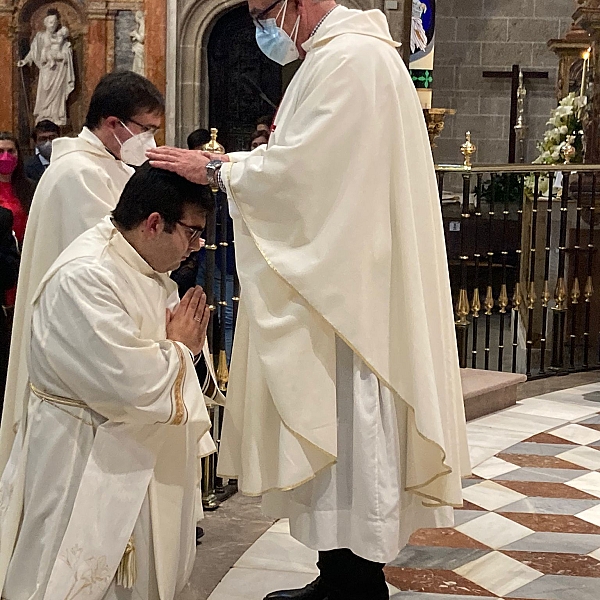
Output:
(206, 383), (600, 600)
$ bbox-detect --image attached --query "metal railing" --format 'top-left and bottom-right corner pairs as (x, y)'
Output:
(437, 163), (600, 377)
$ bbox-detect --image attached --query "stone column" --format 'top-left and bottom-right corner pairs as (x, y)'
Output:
(144, 0), (166, 144)
(0, 5), (14, 132)
(86, 2), (110, 105)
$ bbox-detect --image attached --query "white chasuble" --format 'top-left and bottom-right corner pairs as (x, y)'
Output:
(218, 5), (470, 559)
(0, 128), (134, 477)
(0, 217), (214, 600)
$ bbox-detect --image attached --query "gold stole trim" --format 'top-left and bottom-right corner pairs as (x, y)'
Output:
(171, 343), (187, 425)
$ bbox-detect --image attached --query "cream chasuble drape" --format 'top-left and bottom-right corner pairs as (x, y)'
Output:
(0, 128), (134, 476)
(218, 6), (470, 521)
(0, 218), (214, 600)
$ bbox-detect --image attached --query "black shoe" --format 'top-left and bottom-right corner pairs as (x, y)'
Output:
(263, 576), (328, 600)
(195, 526), (205, 545)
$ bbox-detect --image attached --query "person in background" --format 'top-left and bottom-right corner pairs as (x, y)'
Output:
(187, 128), (211, 151)
(0, 207), (19, 404)
(0, 133), (33, 307)
(250, 129), (270, 150)
(24, 120), (61, 183)
(255, 114), (273, 133)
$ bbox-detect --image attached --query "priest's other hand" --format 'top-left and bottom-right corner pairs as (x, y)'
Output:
(166, 286), (210, 356)
(147, 147), (212, 185)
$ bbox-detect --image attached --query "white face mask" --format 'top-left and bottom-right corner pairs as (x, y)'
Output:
(114, 122), (156, 166)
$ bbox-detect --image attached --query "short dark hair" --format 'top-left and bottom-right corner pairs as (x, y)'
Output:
(112, 162), (214, 231)
(256, 115), (273, 127)
(85, 71), (165, 130)
(31, 120), (60, 142)
(187, 128), (211, 150)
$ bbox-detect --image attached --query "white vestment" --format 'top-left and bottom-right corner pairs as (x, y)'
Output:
(0, 128), (134, 477)
(218, 6), (470, 562)
(0, 217), (215, 600)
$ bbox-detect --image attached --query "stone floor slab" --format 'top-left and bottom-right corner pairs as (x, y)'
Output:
(502, 443), (579, 457)
(389, 546), (490, 571)
(507, 574), (600, 599)
(497, 497), (600, 515)
(501, 532), (600, 555)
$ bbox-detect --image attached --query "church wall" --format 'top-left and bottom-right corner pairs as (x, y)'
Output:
(169, 0), (410, 146)
(432, 0), (575, 165)
(0, 0), (166, 148)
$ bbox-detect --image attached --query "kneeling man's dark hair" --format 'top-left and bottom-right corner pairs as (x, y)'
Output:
(112, 162), (214, 231)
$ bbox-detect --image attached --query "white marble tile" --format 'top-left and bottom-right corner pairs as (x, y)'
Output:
(454, 550), (543, 597)
(557, 446), (600, 470)
(511, 397), (598, 420)
(466, 424), (528, 449)
(469, 445), (498, 469)
(576, 504), (600, 528)
(589, 548), (600, 561)
(234, 531), (318, 574)
(472, 456), (521, 480)
(455, 512), (534, 549)
(566, 472), (600, 498)
(461, 480), (526, 511)
(268, 519), (290, 535)
(560, 383), (600, 394)
(473, 411), (565, 436)
(550, 424), (600, 445)
(207, 567), (317, 600)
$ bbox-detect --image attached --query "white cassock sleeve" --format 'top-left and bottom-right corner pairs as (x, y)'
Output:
(31, 264), (205, 427)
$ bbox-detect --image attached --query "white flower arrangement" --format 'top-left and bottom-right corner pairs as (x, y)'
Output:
(525, 93), (587, 196)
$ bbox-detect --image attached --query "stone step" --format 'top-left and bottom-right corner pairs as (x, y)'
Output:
(461, 368), (527, 421)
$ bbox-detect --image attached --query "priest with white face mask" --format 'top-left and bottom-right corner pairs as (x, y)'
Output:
(0, 165), (216, 600)
(0, 71), (163, 477)
(148, 1), (470, 599)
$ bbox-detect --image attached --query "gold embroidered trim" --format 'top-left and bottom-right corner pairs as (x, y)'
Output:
(171, 343), (187, 425)
(29, 383), (93, 427)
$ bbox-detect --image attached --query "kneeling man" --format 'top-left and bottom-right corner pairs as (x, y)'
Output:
(0, 164), (215, 600)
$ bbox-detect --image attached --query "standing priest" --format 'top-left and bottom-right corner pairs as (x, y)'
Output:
(148, 1), (470, 599)
(0, 165), (215, 600)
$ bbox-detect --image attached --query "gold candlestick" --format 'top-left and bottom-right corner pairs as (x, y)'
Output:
(460, 131), (477, 168)
(422, 108), (456, 149)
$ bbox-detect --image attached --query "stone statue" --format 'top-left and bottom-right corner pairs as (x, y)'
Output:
(130, 11), (145, 76)
(17, 9), (75, 126)
(411, 1), (428, 54)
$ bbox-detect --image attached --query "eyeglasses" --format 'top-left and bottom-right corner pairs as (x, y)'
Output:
(252, 0), (283, 30)
(126, 117), (160, 136)
(176, 221), (204, 244)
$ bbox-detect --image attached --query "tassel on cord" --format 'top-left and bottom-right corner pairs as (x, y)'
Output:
(116, 537), (137, 589)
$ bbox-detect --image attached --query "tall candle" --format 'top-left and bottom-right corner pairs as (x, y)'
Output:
(581, 48), (591, 98)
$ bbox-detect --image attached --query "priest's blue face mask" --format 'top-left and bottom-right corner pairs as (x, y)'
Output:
(255, 0), (300, 66)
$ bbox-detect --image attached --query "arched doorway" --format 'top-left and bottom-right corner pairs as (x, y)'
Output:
(207, 4), (282, 152)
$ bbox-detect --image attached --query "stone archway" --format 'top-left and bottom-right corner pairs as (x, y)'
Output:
(169, 0), (381, 146)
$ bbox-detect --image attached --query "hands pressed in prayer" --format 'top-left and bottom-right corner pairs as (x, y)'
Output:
(146, 147), (230, 185)
(166, 285), (210, 356)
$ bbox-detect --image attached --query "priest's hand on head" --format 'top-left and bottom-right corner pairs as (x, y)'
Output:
(166, 286), (210, 356)
(146, 147), (212, 185)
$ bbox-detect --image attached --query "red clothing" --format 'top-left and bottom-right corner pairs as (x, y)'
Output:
(0, 182), (27, 305)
